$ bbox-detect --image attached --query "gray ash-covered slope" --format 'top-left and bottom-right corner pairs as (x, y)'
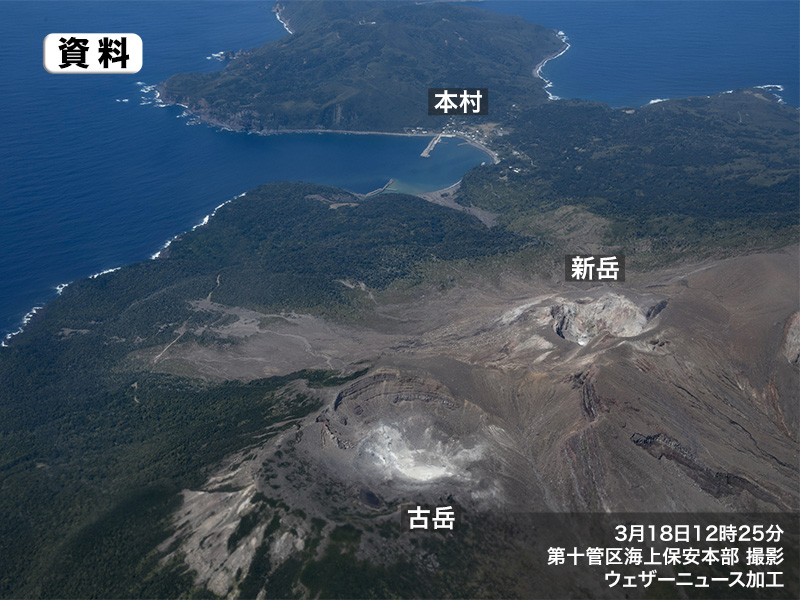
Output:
(0, 178), (796, 598)
(170, 254), (800, 518)
(157, 249), (799, 598)
(0, 183), (527, 598)
(160, 0), (564, 132)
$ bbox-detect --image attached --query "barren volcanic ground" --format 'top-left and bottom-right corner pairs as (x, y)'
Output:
(153, 248), (799, 597)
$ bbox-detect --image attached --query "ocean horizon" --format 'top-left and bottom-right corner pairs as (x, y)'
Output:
(1, 0), (798, 342)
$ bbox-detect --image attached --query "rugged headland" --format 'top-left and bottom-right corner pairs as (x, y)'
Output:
(159, 0), (564, 133)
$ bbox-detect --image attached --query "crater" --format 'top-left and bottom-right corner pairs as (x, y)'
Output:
(312, 368), (502, 505)
(356, 422), (485, 483)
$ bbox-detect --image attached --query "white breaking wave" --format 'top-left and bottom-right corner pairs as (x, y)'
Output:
(153, 89), (167, 108)
(756, 84), (785, 92)
(151, 192), (247, 260)
(191, 197), (236, 231)
(275, 8), (293, 34)
(6, 190), (251, 346)
(138, 82), (168, 108)
(2, 306), (43, 347)
(90, 267), (121, 279)
(193, 215), (210, 230)
(3, 267), (118, 347)
(652, 84), (787, 106)
(535, 31), (570, 101)
(3, 280), (80, 347)
(151, 237), (175, 260)
(754, 84), (786, 104)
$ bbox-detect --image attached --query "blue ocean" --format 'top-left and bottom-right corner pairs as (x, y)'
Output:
(1, 1), (798, 341)
(485, 0), (799, 108)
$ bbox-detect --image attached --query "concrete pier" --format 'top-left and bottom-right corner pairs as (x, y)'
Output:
(420, 134), (441, 158)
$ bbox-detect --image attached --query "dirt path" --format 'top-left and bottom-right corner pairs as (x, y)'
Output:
(207, 273), (222, 302)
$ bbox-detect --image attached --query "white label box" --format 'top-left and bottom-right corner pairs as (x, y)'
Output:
(44, 33), (142, 74)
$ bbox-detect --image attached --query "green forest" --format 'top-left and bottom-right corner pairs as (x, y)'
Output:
(457, 91), (798, 262)
(0, 183), (524, 597)
(162, 0), (563, 132)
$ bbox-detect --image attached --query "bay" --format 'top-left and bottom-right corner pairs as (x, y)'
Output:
(0, 1), (488, 340)
(1, 1), (798, 341)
